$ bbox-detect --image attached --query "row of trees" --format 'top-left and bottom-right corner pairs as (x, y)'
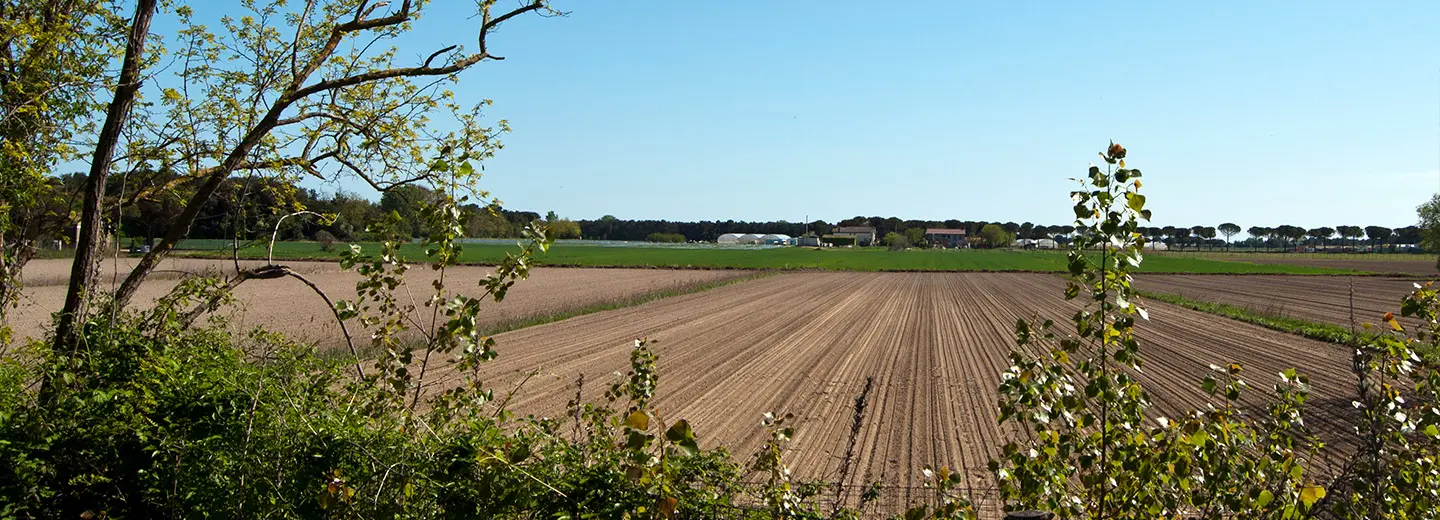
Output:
(18, 174), (1431, 253)
(1135, 224), (1421, 251)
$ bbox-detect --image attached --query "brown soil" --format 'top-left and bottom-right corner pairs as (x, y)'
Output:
(9, 259), (751, 347)
(423, 272), (1356, 507)
(1241, 256), (1438, 276)
(1137, 274), (1436, 327)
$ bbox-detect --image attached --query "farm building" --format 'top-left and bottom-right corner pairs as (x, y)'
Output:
(925, 228), (968, 248)
(717, 233), (744, 244)
(796, 235), (822, 247)
(1018, 238), (1058, 249)
(761, 234), (793, 245)
(831, 226), (877, 247)
(738, 234), (765, 244)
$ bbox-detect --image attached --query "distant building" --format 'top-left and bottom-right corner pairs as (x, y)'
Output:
(831, 226), (877, 247)
(717, 233), (744, 244)
(761, 234), (793, 245)
(925, 228), (968, 248)
(796, 235), (822, 247)
(738, 233), (764, 244)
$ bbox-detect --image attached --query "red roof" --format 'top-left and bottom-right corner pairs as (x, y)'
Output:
(925, 228), (967, 235)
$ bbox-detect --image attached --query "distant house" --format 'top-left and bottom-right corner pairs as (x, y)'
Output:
(924, 228), (968, 248)
(831, 226), (877, 247)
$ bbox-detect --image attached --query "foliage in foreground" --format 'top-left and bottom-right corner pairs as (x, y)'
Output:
(992, 144), (1440, 519)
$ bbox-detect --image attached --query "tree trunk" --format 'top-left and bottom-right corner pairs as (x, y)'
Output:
(53, 0), (158, 350)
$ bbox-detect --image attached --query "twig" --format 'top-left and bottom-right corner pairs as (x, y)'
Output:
(492, 369), (540, 418)
(269, 210), (333, 265)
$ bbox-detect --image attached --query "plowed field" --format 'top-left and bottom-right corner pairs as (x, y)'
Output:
(433, 272), (1357, 506)
(9, 259), (751, 347)
(1239, 257), (1435, 276)
(1138, 274), (1434, 327)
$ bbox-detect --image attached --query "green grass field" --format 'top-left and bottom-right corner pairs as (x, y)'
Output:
(173, 240), (1371, 275)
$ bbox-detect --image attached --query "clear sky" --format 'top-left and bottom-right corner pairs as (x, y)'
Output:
(333, 1), (1439, 231)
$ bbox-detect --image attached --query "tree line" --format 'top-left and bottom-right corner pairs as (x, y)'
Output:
(13, 174), (1429, 255)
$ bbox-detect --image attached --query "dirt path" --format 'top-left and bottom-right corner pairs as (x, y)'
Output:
(8, 259), (751, 347)
(427, 272), (1357, 508)
(1137, 274), (1434, 327)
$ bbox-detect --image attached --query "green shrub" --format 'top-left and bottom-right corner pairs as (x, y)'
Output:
(646, 232), (685, 243)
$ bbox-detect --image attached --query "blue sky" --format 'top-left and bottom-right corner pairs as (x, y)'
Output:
(327, 2), (1438, 229)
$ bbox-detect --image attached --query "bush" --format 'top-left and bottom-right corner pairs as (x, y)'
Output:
(882, 231), (909, 250)
(316, 229), (338, 251)
(645, 232), (685, 243)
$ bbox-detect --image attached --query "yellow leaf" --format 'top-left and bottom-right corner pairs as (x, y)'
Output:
(1300, 485), (1326, 507)
(626, 410), (649, 430)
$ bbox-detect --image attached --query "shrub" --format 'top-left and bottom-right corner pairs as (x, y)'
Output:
(646, 232), (685, 243)
(882, 231), (909, 250)
(316, 229), (338, 251)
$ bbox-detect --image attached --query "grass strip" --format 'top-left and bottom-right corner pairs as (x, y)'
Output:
(1137, 289), (1373, 345)
(318, 271), (773, 362)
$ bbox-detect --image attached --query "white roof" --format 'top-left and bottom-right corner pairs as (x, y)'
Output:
(761, 234), (791, 240)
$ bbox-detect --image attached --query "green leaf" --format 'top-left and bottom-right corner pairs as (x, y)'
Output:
(665, 420), (700, 456)
(1126, 192), (1146, 213)
(1256, 489), (1274, 508)
(626, 410), (649, 430)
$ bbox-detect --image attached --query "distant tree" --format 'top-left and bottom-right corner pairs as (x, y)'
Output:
(1217, 223), (1240, 250)
(1173, 227), (1192, 251)
(1336, 225), (1364, 249)
(1307, 227), (1335, 250)
(465, 205), (514, 238)
(1001, 221), (1020, 235)
(1419, 194), (1440, 253)
(1396, 225), (1423, 248)
(551, 219), (582, 239)
(1275, 225), (1307, 251)
(596, 215), (619, 239)
(1019, 222), (1035, 239)
(1247, 226), (1272, 251)
(379, 185), (433, 238)
(645, 232), (684, 243)
(903, 227), (926, 248)
(882, 231), (909, 250)
(1365, 225), (1393, 251)
(1197, 226), (1217, 250)
(979, 224), (1014, 248)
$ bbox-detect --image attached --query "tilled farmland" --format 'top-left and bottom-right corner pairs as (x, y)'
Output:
(431, 272), (1358, 507)
(1138, 274), (1435, 327)
(9, 259), (752, 346)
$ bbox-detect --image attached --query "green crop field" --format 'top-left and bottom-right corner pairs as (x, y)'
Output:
(173, 240), (1371, 275)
